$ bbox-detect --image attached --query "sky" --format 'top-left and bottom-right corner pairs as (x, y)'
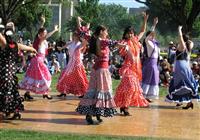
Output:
(99, 0), (146, 8)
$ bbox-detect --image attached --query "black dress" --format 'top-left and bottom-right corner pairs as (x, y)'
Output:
(0, 43), (24, 117)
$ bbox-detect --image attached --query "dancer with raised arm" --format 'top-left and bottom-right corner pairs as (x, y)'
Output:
(165, 26), (199, 109)
(56, 17), (89, 98)
(0, 22), (36, 120)
(142, 17), (160, 102)
(76, 25), (127, 125)
(114, 13), (149, 116)
(19, 15), (59, 100)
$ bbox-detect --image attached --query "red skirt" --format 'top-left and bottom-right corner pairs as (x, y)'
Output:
(114, 69), (149, 107)
(57, 64), (88, 96)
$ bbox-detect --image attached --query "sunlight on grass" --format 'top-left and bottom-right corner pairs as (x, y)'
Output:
(17, 73), (168, 97)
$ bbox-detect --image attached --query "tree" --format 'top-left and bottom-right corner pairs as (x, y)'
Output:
(98, 4), (139, 39)
(65, 0), (100, 33)
(65, 0), (139, 39)
(135, 0), (200, 35)
(14, 3), (52, 40)
(0, 0), (40, 24)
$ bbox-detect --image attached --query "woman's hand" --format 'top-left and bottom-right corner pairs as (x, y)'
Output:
(54, 25), (59, 31)
(178, 26), (182, 31)
(40, 15), (46, 23)
(153, 17), (158, 25)
(142, 12), (149, 22)
(30, 47), (37, 54)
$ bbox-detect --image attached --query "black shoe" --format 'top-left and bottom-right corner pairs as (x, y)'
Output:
(176, 103), (183, 107)
(96, 115), (103, 123)
(43, 95), (53, 100)
(182, 102), (193, 109)
(78, 95), (84, 98)
(57, 93), (66, 97)
(24, 91), (34, 101)
(10, 112), (21, 120)
(146, 98), (153, 103)
(120, 107), (131, 116)
(86, 115), (94, 125)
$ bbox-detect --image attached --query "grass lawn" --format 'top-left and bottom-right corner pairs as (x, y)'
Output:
(0, 129), (169, 140)
(17, 73), (168, 97)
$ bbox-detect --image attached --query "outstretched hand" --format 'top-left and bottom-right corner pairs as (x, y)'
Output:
(54, 25), (59, 31)
(153, 17), (158, 25)
(40, 15), (45, 23)
(31, 47), (37, 54)
(78, 16), (83, 22)
(178, 25), (182, 31)
(142, 12), (149, 21)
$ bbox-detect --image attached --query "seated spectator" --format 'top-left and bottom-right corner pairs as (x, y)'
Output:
(191, 61), (200, 82)
(48, 55), (60, 75)
(160, 58), (171, 86)
(109, 58), (121, 80)
(167, 41), (176, 65)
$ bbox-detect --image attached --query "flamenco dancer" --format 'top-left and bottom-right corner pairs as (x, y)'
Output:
(114, 12), (149, 116)
(19, 15), (59, 100)
(0, 22), (36, 120)
(142, 17), (160, 102)
(56, 17), (89, 98)
(76, 25), (127, 125)
(165, 26), (199, 109)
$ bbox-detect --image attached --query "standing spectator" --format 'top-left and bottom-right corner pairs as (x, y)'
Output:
(167, 41), (176, 65)
(48, 55), (60, 75)
(55, 37), (67, 69)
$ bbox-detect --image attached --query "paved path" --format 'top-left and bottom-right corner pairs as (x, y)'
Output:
(1, 92), (200, 140)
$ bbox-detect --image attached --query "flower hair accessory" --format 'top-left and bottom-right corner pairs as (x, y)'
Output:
(76, 26), (91, 41)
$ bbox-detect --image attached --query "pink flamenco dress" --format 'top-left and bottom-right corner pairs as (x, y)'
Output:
(76, 39), (117, 117)
(114, 37), (149, 108)
(56, 41), (88, 96)
(19, 38), (51, 94)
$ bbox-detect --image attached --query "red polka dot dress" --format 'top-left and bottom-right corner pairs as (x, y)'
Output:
(114, 37), (149, 108)
(56, 41), (88, 96)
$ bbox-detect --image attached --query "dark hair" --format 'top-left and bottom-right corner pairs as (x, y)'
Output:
(122, 26), (135, 40)
(33, 27), (46, 51)
(89, 25), (107, 55)
(4, 28), (15, 44)
(183, 34), (191, 52)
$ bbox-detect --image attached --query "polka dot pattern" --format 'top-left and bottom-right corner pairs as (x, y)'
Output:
(0, 45), (24, 115)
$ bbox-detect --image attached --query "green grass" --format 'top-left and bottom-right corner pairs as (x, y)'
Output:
(17, 73), (168, 97)
(0, 129), (170, 140)
(160, 52), (197, 58)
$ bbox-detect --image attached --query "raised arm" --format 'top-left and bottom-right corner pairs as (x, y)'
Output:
(77, 16), (83, 28)
(137, 12), (149, 40)
(151, 17), (158, 32)
(40, 15), (45, 28)
(46, 25), (59, 39)
(77, 16), (90, 29)
(177, 26), (186, 52)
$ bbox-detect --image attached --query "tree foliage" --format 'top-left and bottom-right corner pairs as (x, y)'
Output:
(135, 0), (200, 36)
(65, 0), (140, 40)
(14, 3), (52, 40)
(0, 0), (41, 24)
